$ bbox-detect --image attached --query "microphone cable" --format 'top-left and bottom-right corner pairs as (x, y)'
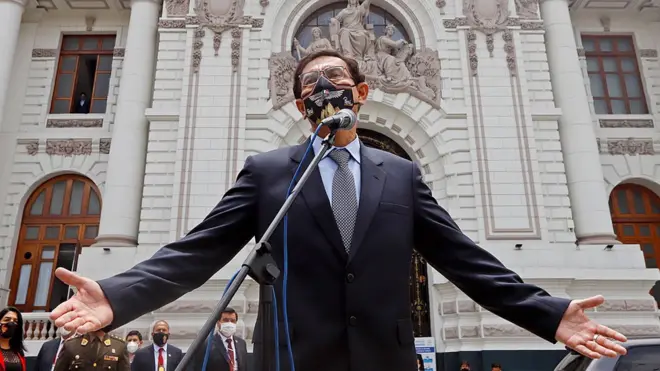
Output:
(201, 124), (323, 371)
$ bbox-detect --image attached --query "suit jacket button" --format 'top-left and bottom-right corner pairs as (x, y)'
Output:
(346, 273), (354, 283)
(349, 316), (357, 326)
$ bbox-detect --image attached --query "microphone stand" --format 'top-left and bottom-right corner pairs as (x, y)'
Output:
(175, 130), (338, 371)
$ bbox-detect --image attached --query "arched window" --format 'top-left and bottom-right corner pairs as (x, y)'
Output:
(609, 183), (660, 270)
(9, 175), (102, 312)
(293, 3), (410, 56)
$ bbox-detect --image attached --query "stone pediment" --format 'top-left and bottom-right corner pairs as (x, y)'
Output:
(269, 1), (441, 110)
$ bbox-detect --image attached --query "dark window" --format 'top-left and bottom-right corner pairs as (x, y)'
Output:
(582, 35), (648, 114)
(615, 345), (660, 371)
(51, 35), (116, 114)
(9, 175), (102, 312)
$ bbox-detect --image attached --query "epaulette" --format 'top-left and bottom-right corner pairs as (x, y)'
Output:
(65, 333), (83, 342)
(109, 333), (125, 342)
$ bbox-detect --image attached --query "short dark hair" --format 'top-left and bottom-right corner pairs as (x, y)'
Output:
(221, 307), (239, 320)
(126, 330), (142, 341)
(292, 49), (365, 99)
(491, 363), (502, 369)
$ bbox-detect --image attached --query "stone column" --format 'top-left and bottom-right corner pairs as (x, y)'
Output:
(540, 0), (618, 244)
(94, 0), (159, 247)
(0, 0), (25, 128)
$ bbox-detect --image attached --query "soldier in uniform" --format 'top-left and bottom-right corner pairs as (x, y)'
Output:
(54, 331), (130, 371)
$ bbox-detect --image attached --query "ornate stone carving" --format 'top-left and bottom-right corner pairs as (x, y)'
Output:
(45, 139), (92, 157)
(166, 0), (189, 16)
(463, 0), (509, 35)
(25, 140), (39, 155)
(640, 49), (658, 58)
(576, 47), (585, 57)
(159, 19), (187, 28)
(100, 138), (111, 154)
(213, 33), (222, 56)
(274, 2), (442, 108)
(436, 0), (446, 14)
(269, 52), (297, 109)
(515, 0), (538, 19)
(259, 0), (268, 14)
(467, 30), (478, 75)
(251, 18), (264, 28)
(443, 18), (468, 29)
(503, 30), (516, 75)
(46, 118), (103, 128)
(603, 138), (654, 156)
(32, 49), (57, 58)
(192, 28), (205, 72)
(113, 48), (125, 58)
(520, 21), (543, 30)
(599, 119), (654, 128)
(194, 0), (246, 34)
(231, 28), (242, 71)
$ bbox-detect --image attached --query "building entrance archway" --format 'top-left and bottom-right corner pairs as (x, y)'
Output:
(357, 128), (431, 337)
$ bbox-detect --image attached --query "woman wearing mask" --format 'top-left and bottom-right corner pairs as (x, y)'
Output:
(0, 307), (26, 371)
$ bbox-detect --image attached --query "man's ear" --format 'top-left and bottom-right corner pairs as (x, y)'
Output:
(295, 99), (306, 118)
(355, 82), (369, 105)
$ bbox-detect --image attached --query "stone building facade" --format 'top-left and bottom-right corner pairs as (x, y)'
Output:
(0, 0), (660, 369)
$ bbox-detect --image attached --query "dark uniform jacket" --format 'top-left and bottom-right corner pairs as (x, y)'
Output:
(54, 333), (130, 371)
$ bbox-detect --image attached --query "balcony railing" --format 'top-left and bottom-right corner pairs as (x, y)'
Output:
(23, 312), (57, 341)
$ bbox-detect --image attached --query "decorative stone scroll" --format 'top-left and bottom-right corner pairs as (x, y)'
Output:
(436, 0), (446, 14)
(599, 119), (654, 128)
(45, 139), (93, 157)
(113, 48), (125, 58)
(32, 49), (57, 58)
(640, 49), (658, 58)
(270, 1), (442, 109)
(159, 19), (187, 28)
(166, 0), (189, 16)
(503, 30), (516, 75)
(24, 140), (39, 155)
(100, 138), (111, 154)
(46, 118), (103, 128)
(463, 0), (509, 35)
(515, 0), (538, 19)
(599, 138), (655, 156)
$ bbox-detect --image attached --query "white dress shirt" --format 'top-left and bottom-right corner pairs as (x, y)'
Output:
(219, 334), (238, 371)
(50, 339), (65, 371)
(311, 135), (361, 204)
(153, 343), (168, 371)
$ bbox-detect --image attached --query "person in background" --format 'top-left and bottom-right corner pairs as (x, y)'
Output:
(189, 308), (248, 371)
(33, 327), (73, 371)
(124, 330), (143, 365)
(415, 354), (424, 371)
(491, 363), (502, 371)
(74, 93), (90, 114)
(54, 330), (129, 371)
(459, 360), (470, 371)
(0, 307), (26, 371)
(131, 320), (182, 371)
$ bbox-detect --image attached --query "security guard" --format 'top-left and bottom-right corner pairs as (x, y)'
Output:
(54, 331), (130, 371)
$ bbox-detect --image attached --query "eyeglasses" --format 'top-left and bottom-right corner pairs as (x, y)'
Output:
(299, 66), (352, 87)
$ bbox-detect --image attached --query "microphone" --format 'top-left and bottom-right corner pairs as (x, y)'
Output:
(320, 108), (357, 131)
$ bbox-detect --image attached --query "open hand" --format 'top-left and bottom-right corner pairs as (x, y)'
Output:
(555, 295), (627, 359)
(49, 268), (114, 334)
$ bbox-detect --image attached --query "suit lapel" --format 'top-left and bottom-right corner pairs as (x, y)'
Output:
(214, 334), (229, 362)
(349, 144), (386, 261)
(290, 143), (347, 258)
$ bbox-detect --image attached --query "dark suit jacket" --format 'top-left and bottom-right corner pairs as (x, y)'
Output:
(98, 141), (571, 371)
(188, 334), (248, 371)
(33, 337), (61, 371)
(74, 99), (90, 114)
(130, 345), (183, 371)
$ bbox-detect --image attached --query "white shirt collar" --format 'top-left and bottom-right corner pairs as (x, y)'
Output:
(153, 343), (168, 352)
(312, 134), (361, 163)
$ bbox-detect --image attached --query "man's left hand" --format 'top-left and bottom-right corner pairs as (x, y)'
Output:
(555, 295), (628, 359)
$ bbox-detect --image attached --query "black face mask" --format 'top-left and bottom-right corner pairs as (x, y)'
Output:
(302, 76), (356, 125)
(1, 322), (17, 339)
(152, 332), (168, 347)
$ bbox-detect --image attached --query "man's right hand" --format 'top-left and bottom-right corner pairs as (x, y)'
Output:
(49, 268), (114, 334)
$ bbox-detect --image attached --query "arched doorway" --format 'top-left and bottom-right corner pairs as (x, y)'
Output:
(609, 183), (660, 304)
(358, 128), (432, 337)
(9, 175), (102, 312)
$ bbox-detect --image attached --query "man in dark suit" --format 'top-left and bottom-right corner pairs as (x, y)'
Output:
(188, 308), (248, 371)
(74, 93), (90, 114)
(131, 320), (183, 371)
(51, 49), (626, 371)
(33, 327), (73, 371)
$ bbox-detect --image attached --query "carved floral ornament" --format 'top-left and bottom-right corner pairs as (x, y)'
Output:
(22, 139), (111, 156)
(269, 0), (442, 110)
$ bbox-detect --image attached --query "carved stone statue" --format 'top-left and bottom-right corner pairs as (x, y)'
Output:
(293, 27), (333, 57)
(330, 0), (373, 59)
(515, 0), (538, 19)
(269, 0), (442, 109)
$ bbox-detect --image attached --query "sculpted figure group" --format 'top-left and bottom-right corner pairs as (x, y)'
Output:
(290, 0), (440, 105)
